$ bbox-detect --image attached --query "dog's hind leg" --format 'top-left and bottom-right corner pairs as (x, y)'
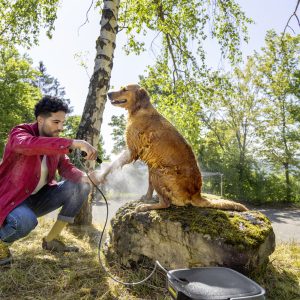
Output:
(191, 194), (248, 212)
(135, 194), (170, 212)
(140, 180), (154, 201)
(140, 167), (159, 202)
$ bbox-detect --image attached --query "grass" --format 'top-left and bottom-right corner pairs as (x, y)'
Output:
(0, 219), (299, 300)
(251, 242), (300, 300)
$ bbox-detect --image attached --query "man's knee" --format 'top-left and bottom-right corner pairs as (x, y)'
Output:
(65, 180), (90, 193)
(18, 212), (38, 237)
(57, 181), (91, 221)
(62, 181), (90, 207)
(7, 209), (38, 238)
(78, 182), (91, 198)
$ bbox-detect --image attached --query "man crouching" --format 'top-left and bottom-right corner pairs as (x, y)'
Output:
(0, 96), (100, 266)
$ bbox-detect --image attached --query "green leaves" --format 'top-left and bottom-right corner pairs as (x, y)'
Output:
(120, 0), (252, 80)
(108, 114), (127, 155)
(0, 46), (41, 156)
(211, 0), (253, 63)
(0, 0), (61, 157)
(254, 32), (300, 183)
(0, 0), (59, 48)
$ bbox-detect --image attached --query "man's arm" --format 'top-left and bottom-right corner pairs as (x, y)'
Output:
(9, 126), (72, 156)
(9, 125), (98, 160)
(58, 139), (101, 184)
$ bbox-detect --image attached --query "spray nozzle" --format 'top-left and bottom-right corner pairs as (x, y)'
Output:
(81, 151), (102, 164)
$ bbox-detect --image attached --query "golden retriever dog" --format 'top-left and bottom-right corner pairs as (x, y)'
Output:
(98, 84), (247, 213)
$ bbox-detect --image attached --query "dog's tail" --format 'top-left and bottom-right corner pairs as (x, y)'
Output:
(191, 194), (248, 212)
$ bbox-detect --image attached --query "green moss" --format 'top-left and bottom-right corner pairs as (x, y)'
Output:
(114, 200), (273, 249)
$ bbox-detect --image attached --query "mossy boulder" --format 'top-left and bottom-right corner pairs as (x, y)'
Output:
(105, 200), (275, 273)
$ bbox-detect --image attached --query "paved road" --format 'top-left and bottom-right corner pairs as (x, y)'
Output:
(91, 197), (300, 243)
(256, 207), (300, 242)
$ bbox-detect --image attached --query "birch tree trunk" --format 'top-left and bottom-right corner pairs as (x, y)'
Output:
(74, 0), (120, 225)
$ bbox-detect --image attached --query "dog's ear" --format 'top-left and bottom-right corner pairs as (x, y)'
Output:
(134, 88), (150, 111)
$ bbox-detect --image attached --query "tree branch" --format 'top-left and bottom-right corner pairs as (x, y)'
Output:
(77, 0), (95, 35)
(283, 0), (300, 35)
(116, 26), (128, 33)
(150, 31), (162, 59)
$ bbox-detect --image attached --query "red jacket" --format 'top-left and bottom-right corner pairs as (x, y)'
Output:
(0, 122), (84, 226)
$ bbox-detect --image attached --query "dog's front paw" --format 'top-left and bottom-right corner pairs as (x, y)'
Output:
(93, 171), (107, 185)
(135, 204), (150, 213)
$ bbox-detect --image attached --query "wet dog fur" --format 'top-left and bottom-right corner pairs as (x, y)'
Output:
(100, 84), (248, 213)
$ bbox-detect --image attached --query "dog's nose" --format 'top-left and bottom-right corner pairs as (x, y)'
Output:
(107, 92), (112, 100)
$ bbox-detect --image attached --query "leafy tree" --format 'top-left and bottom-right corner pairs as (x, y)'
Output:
(34, 61), (70, 101)
(0, 46), (41, 157)
(254, 31), (300, 202)
(196, 59), (263, 200)
(198, 32), (300, 204)
(61, 115), (81, 139)
(97, 134), (110, 161)
(33, 61), (73, 115)
(120, 0), (252, 75)
(108, 114), (126, 155)
(0, 0), (59, 47)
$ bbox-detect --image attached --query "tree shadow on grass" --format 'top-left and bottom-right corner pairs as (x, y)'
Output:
(68, 224), (155, 298)
(0, 221), (118, 300)
(0, 247), (115, 300)
(69, 225), (171, 299)
(0, 220), (171, 300)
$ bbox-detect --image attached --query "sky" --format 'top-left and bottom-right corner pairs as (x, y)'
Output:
(25, 0), (299, 155)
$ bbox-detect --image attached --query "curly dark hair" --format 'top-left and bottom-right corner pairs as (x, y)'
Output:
(34, 95), (70, 118)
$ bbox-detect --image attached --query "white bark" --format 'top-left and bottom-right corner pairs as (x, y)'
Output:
(75, 0), (120, 225)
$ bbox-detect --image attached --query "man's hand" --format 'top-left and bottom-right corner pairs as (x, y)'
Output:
(71, 139), (97, 161)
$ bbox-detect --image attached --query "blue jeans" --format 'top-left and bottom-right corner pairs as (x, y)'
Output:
(0, 180), (90, 243)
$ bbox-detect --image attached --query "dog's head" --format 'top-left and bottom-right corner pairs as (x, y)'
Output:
(107, 84), (150, 113)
